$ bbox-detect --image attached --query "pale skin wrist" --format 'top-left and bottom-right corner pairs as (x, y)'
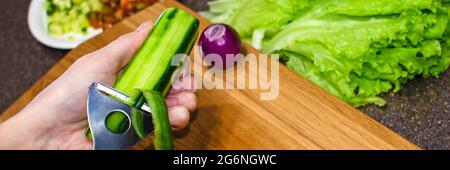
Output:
(0, 84), (72, 149)
(0, 109), (46, 149)
(0, 100), (90, 150)
(0, 85), (62, 149)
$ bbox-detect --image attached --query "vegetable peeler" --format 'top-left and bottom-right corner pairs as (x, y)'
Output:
(87, 82), (154, 150)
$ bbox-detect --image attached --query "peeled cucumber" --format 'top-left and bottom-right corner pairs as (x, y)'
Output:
(87, 8), (199, 150)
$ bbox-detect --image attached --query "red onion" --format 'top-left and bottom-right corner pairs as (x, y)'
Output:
(199, 24), (242, 68)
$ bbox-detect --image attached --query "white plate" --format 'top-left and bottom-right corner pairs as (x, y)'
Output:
(27, 0), (103, 49)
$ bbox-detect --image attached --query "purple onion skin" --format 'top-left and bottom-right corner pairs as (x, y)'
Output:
(199, 24), (242, 68)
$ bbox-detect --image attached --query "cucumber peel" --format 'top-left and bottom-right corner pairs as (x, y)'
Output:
(141, 90), (173, 150)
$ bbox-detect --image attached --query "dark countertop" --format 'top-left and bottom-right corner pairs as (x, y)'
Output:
(0, 1), (68, 112)
(0, 0), (448, 149)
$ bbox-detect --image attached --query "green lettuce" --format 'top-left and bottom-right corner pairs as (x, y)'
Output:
(204, 0), (450, 107)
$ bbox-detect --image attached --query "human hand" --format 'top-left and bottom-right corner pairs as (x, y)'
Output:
(0, 21), (197, 150)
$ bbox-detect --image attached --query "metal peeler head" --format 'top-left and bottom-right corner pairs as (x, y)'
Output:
(87, 83), (154, 150)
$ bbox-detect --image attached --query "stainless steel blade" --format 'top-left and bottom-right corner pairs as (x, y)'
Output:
(95, 83), (152, 113)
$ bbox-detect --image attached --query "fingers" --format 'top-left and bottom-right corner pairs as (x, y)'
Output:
(168, 106), (190, 130)
(166, 92), (197, 112)
(170, 75), (198, 94)
(90, 21), (153, 74)
(166, 91), (197, 130)
(166, 75), (198, 130)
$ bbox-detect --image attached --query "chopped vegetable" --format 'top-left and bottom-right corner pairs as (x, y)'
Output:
(44, 0), (103, 37)
(89, 0), (159, 29)
(199, 24), (242, 68)
(44, 0), (156, 38)
(203, 0), (450, 107)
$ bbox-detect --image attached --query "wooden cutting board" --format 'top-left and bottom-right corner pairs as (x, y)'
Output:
(0, 0), (420, 150)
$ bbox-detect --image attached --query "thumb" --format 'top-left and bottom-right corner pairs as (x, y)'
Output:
(93, 21), (153, 74)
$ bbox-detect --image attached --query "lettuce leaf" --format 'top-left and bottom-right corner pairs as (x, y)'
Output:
(204, 0), (450, 107)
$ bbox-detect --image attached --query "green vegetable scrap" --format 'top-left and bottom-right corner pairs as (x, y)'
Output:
(141, 90), (173, 150)
(44, 0), (103, 36)
(203, 0), (450, 107)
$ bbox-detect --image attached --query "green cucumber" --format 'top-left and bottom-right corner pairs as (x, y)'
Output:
(87, 8), (199, 149)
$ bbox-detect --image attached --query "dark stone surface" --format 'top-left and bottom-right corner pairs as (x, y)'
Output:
(179, 0), (209, 11)
(0, 0), (448, 149)
(361, 70), (450, 150)
(0, 0), (68, 113)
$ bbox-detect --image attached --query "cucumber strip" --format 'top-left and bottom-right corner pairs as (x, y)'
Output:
(141, 90), (173, 150)
(131, 108), (146, 139)
(130, 91), (148, 139)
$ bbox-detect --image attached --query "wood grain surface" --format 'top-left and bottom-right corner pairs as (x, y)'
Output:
(0, 0), (420, 150)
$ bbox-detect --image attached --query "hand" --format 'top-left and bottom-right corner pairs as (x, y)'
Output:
(0, 22), (197, 150)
